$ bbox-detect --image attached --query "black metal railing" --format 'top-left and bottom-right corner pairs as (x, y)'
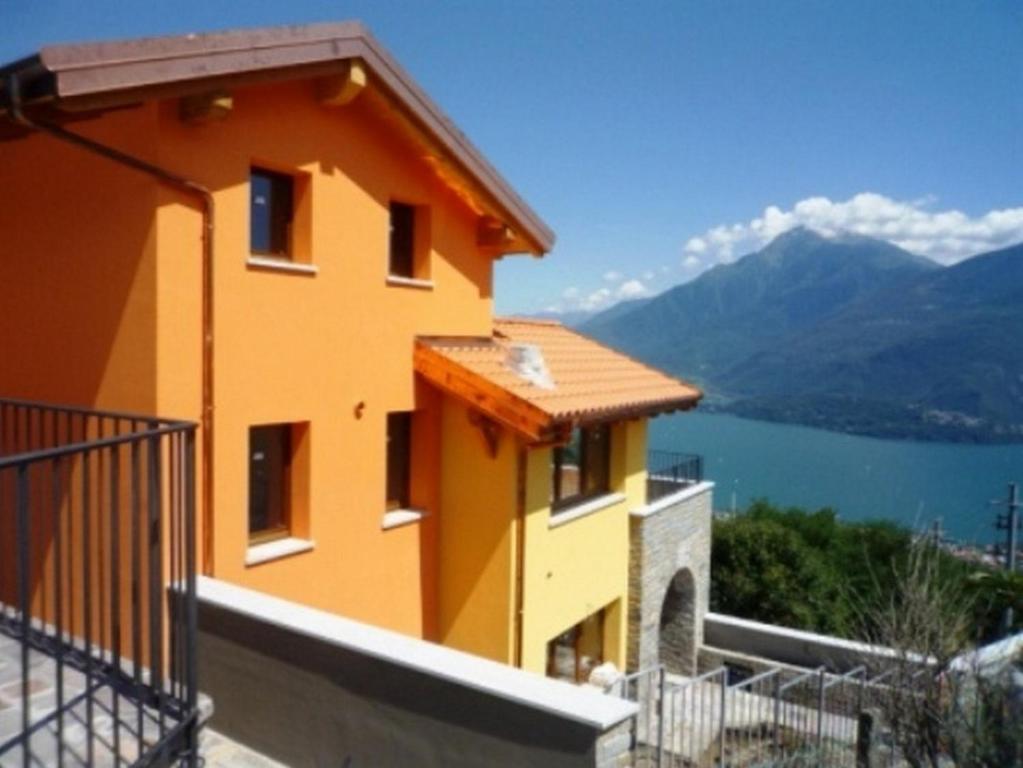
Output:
(0, 398), (198, 768)
(646, 449), (703, 504)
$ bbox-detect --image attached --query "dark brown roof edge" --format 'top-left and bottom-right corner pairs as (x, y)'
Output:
(564, 394), (704, 427)
(0, 21), (554, 254)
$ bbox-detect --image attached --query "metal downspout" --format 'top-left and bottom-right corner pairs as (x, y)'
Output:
(514, 445), (527, 668)
(5, 73), (217, 576)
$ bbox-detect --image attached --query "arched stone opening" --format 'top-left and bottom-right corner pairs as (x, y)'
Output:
(658, 568), (696, 674)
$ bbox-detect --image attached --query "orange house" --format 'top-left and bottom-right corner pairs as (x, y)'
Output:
(0, 22), (701, 686)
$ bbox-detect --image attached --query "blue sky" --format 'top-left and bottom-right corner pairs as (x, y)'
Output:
(4, 1), (1021, 314)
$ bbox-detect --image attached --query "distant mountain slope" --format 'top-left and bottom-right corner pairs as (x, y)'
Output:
(582, 230), (1023, 442)
(582, 227), (937, 387)
(721, 242), (1023, 440)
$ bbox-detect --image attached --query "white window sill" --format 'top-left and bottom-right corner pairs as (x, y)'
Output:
(386, 275), (434, 290)
(382, 508), (427, 530)
(245, 537), (315, 566)
(247, 256), (319, 276)
(548, 492), (626, 529)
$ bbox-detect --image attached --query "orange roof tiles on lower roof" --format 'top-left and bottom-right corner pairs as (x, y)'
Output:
(414, 317), (701, 442)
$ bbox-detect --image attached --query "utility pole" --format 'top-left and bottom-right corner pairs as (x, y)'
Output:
(994, 482), (1020, 573)
(992, 483), (1020, 635)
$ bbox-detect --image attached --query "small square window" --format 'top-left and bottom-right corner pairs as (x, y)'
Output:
(551, 425), (611, 512)
(386, 412), (412, 511)
(389, 202), (416, 278)
(249, 424), (293, 541)
(251, 168), (294, 258)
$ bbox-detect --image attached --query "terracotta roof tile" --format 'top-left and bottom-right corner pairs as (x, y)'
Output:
(415, 318), (701, 440)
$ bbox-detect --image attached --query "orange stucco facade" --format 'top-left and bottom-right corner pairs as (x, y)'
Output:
(1, 77), (498, 640)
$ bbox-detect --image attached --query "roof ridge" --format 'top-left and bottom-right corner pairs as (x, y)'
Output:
(494, 316), (563, 327)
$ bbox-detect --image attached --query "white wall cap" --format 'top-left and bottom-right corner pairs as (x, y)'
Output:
(631, 481), (715, 518)
(196, 576), (638, 730)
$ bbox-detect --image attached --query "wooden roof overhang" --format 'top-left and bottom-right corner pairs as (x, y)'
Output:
(414, 341), (562, 444)
(0, 22), (553, 256)
(414, 341), (703, 447)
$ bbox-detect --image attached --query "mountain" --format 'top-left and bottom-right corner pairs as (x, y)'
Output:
(583, 227), (937, 388)
(582, 229), (1023, 442)
(526, 309), (596, 327)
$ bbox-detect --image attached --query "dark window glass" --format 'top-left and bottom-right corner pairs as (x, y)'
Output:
(251, 168), (294, 257)
(249, 424), (291, 538)
(551, 425), (611, 511)
(546, 609), (605, 683)
(386, 412), (412, 510)
(389, 202), (416, 277)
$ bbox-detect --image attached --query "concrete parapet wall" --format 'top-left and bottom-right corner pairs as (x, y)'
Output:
(197, 577), (636, 768)
(704, 612), (902, 674)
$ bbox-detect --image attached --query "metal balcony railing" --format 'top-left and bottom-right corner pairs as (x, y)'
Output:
(0, 398), (199, 768)
(646, 450), (704, 505)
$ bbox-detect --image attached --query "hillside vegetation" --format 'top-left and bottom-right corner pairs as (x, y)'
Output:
(711, 500), (1020, 643)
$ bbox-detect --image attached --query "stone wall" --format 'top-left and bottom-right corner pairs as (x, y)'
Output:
(627, 482), (713, 675)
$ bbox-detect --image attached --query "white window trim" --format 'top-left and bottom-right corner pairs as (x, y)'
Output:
(382, 508), (427, 530)
(247, 256), (319, 276)
(386, 275), (434, 290)
(548, 492), (626, 529)
(245, 536), (315, 566)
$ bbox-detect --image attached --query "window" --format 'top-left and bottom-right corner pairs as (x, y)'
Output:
(551, 425), (611, 511)
(389, 202), (416, 278)
(546, 609), (605, 683)
(249, 424), (292, 541)
(386, 412), (412, 511)
(250, 168), (294, 258)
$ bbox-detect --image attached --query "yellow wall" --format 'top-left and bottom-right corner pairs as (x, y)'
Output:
(519, 419), (648, 675)
(1, 76), (499, 639)
(436, 397), (518, 663)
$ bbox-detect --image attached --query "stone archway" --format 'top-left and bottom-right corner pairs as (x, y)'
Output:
(658, 568), (696, 674)
(627, 483), (712, 675)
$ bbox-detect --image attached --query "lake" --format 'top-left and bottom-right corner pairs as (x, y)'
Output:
(650, 412), (1023, 544)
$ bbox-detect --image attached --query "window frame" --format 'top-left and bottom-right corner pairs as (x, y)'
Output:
(551, 424), (612, 513)
(386, 411), (413, 512)
(250, 167), (295, 260)
(248, 423), (293, 544)
(388, 201), (416, 279)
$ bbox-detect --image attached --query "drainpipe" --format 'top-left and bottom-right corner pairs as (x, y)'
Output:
(5, 73), (217, 576)
(513, 446), (527, 668)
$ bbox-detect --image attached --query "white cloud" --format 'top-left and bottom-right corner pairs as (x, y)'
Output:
(617, 279), (649, 299)
(561, 286), (579, 300)
(682, 255), (702, 271)
(683, 193), (1023, 269)
(579, 287), (613, 311)
(642, 270), (655, 281)
(683, 236), (707, 255)
(602, 270), (623, 283)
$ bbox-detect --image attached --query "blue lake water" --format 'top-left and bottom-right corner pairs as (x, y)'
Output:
(650, 412), (1023, 544)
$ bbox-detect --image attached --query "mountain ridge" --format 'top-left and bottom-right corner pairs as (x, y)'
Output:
(581, 230), (1023, 442)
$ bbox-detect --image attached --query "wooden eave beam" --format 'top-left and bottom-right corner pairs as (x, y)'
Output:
(413, 344), (554, 442)
(179, 90), (233, 122)
(316, 59), (367, 106)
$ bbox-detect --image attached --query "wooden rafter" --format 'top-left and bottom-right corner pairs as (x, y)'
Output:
(413, 343), (555, 442)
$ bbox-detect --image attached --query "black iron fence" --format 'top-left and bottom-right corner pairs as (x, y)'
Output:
(647, 450), (704, 505)
(0, 398), (199, 768)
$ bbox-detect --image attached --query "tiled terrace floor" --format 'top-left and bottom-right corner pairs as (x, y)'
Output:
(0, 629), (281, 767)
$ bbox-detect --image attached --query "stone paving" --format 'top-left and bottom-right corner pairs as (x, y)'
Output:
(0, 628), (281, 767)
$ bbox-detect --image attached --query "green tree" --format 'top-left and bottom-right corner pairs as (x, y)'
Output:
(711, 513), (849, 634)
